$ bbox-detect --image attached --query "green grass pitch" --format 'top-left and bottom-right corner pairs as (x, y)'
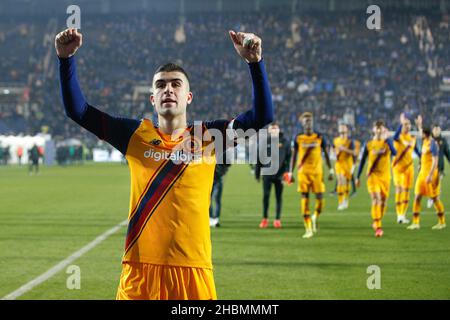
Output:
(0, 162), (449, 299)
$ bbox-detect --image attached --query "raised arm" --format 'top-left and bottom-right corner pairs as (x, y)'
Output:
(393, 112), (408, 141)
(55, 28), (140, 155)
(204, 31), (273, 156)
(356, 143), (369, 186)
(393, 124), (402, 141)
(386, 138), (397, 156)
(228, 31), (273, 131)
(415, 115), (423, 136)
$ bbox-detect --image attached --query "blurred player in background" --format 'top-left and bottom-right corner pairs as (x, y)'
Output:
(209, 163), (231, 228)
(351, 138), (362, 196)
(17, 146), (23, 166)
(285, 112), (333, 239)
(28, 144), (41, 175)
(356, 121), (397, 237)
(255, 122), (291, 229)
(408, 116), (446, 230)
(55, 28), (273, 300)
(427, 124), (450, 208)
(332, 123), (357, 210)
(392, 113), (421, 224)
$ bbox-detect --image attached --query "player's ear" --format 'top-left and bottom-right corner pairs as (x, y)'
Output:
(150, 94), (155, 106)
(187, 92), (193, 105)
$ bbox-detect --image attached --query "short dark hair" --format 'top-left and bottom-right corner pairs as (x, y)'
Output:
(422, 127), (432, 137)
(374, 120), (385, 128)
(154, 63), (190, 82)
(432, 124), (441, 129)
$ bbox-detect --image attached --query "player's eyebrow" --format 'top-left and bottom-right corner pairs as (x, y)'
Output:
(154, 78), (184, 86)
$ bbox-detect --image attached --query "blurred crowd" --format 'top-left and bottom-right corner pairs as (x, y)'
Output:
(0, 9), (449, 146)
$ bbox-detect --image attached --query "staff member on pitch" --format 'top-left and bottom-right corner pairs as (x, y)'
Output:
(256, 123), (291, 229)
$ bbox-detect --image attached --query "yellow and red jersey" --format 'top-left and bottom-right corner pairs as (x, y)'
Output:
(333, 136), (355, 170)
(294, 132), (326, 176)
(59, 56), (274, 274)
(418, 137), (438, 176)
(122, 119), (223, 269)
(393, 133), (417, 173)
(357, 138), (397, 180)
(415, 137), (440, 197)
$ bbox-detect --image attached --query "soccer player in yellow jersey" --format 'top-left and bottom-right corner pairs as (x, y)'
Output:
(55, 28), (273, 299)
(427, 124), (450, 208)
(407, 116), (446, 230)
(392, 113), (421, 224)
(356, 121), (397, 237)
(332, 124), (357, 210)
(285, 112), (334, 239)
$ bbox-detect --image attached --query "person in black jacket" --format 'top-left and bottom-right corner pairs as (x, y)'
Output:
(432, 125), (450, 175)
(255, 123), (291, 228)
(427, 124), (450, 208)
(28, 144), (41, 175)
(209, 163), (231, 228)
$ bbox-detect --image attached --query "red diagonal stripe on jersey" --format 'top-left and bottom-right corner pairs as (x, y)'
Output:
(297, 147), (314, 171)
(393, 145), (411, 167)
(124, 161), (188, 254)
(368, 152), (385, 177)
(337, 140), (351, 161)
(128, 159), (168, 221)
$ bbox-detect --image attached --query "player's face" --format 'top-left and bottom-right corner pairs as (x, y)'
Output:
(403, 119), (411, 132)
(338, 125), (348, 137)
(302, 117), (313, 131)
(373, 125), (383, 138)
(150, 71), (192, 118)
(433, 126), (441, 137)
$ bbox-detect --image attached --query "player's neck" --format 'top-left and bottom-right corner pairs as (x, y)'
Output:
(157, 114), (187, 136)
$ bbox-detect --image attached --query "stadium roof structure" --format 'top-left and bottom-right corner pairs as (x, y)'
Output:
(1, 0), (448, 16)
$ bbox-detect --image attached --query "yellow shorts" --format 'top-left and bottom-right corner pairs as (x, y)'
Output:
(393, 166), (414, 189)
(297, 172), (325, 193)
(335, 163), (352, 180)
(414, 172), (441, 198)
(116, 262), (217, 300)
(367, 174), (390, 198)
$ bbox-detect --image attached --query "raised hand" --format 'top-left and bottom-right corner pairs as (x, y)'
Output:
(228, 30), (262, 63)
(400, 112), (407, 124)
(415, 115), (423, 129)
(55, 28), (82, 58)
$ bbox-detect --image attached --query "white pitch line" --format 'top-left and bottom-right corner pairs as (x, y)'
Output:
(1, 219), (128, 300)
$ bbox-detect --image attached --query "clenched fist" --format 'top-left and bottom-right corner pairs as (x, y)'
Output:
(55, 28), (82, 58)
(229, 30), (262, 63)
